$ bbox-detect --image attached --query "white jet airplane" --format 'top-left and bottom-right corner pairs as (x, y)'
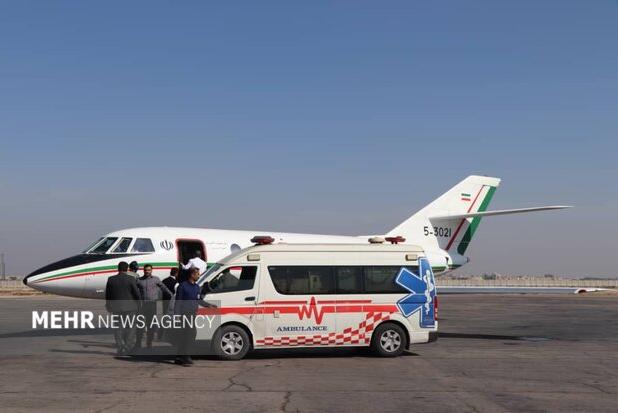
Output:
(24, 175), (571, 298)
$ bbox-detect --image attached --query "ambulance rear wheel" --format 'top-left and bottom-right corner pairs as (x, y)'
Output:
(213, 325), (251, 360)
(371, 323), (407, 357)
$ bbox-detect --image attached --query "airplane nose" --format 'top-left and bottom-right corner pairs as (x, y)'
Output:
(24, 253), (122, 297)
(24, 254), (96, 288)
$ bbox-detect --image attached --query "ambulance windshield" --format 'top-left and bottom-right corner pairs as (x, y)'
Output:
(198, 264), (222, 285)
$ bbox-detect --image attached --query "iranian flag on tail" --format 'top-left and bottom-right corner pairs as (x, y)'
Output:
(461, 192), (471, 201)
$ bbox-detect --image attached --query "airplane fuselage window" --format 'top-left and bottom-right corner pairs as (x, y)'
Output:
(131, 238), (155, 253)
(112, 237), (133, 253)
(89, 237), (118, 254)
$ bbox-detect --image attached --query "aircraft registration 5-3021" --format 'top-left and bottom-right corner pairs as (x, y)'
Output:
(23, 175), (571, 298)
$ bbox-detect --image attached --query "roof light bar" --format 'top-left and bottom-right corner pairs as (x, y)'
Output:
(250, 235), (275, 245)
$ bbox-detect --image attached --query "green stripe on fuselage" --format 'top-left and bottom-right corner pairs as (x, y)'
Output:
(34, 261), (183, 282)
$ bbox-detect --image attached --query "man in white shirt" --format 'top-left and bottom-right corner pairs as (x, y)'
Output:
(181, 250), (207, 276)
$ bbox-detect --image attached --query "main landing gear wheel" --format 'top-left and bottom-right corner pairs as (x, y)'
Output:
(371, 323), (407, 357)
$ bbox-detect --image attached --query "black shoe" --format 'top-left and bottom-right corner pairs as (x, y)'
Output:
(184, 357), (194, 365)
(174, 358), (185, 366)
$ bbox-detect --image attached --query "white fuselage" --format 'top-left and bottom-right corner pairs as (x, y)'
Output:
(24, 227), (460, 298)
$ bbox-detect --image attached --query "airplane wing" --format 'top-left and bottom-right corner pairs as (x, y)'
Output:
(437, 286), (610, 295)
(429, 206), (572, 220)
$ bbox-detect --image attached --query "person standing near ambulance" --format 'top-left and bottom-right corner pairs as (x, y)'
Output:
(158, 267), (179, 340)
(136, 264), (172, 349)
(174, 267), (201, 366)
(127, 261), (140, 278)
(105, 261), (142, 356)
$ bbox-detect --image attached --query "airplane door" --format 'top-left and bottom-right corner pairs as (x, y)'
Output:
(176, 239), (207, 281)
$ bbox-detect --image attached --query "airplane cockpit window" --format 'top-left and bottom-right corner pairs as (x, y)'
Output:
(131, 238), (155, 253)
(82, 238), (103, 253)
(89, 237), (118, 254)
(111, 237), (133, 253)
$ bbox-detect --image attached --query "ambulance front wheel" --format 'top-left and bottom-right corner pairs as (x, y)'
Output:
(213, 325), (251, 360)
(371, 322), (407, 357)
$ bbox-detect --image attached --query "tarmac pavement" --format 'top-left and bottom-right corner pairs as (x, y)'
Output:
(0, 294), (616, 412)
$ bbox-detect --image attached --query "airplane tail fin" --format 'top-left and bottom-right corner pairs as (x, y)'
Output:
(386, 175), (571, 257)
(386, 175), (501, 255)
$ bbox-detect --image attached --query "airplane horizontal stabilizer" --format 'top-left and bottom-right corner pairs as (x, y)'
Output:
(429, 206), (572, 220)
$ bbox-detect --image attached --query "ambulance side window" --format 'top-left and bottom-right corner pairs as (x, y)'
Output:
(209, 266), (257, 294)
(269, 267), (290, 294)
(335, 267), (364, 294)
(364, 266), (409, 293)
(306, 267), (335, 294)
(268, 266), (335, 295)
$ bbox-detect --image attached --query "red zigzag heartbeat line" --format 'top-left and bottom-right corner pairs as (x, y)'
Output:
(198, 298), (396, 325)
(297, 296), (328, 324)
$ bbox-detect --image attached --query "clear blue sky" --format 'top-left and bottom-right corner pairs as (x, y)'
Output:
(1, 1), (616, 277)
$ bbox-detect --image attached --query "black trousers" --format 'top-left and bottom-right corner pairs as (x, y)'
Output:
(136, 301), (157, 346)
(158, 300), (171, 339)
(176, 319), (197, 357)
(113, 311), (136, 354)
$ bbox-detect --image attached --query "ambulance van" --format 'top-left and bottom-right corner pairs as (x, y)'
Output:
(196, 238), (438, 360)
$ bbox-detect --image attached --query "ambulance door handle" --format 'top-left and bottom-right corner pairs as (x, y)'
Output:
(244, 296), (255, 302)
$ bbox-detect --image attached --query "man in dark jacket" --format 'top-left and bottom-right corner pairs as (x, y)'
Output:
(105, 261), (142, 355)
(174, 267), (201, 366)
(162, 268), (179, 312)
(157, 268), (179, 340)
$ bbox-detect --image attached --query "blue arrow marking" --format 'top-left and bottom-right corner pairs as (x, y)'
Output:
(395, 257), (436, 328)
